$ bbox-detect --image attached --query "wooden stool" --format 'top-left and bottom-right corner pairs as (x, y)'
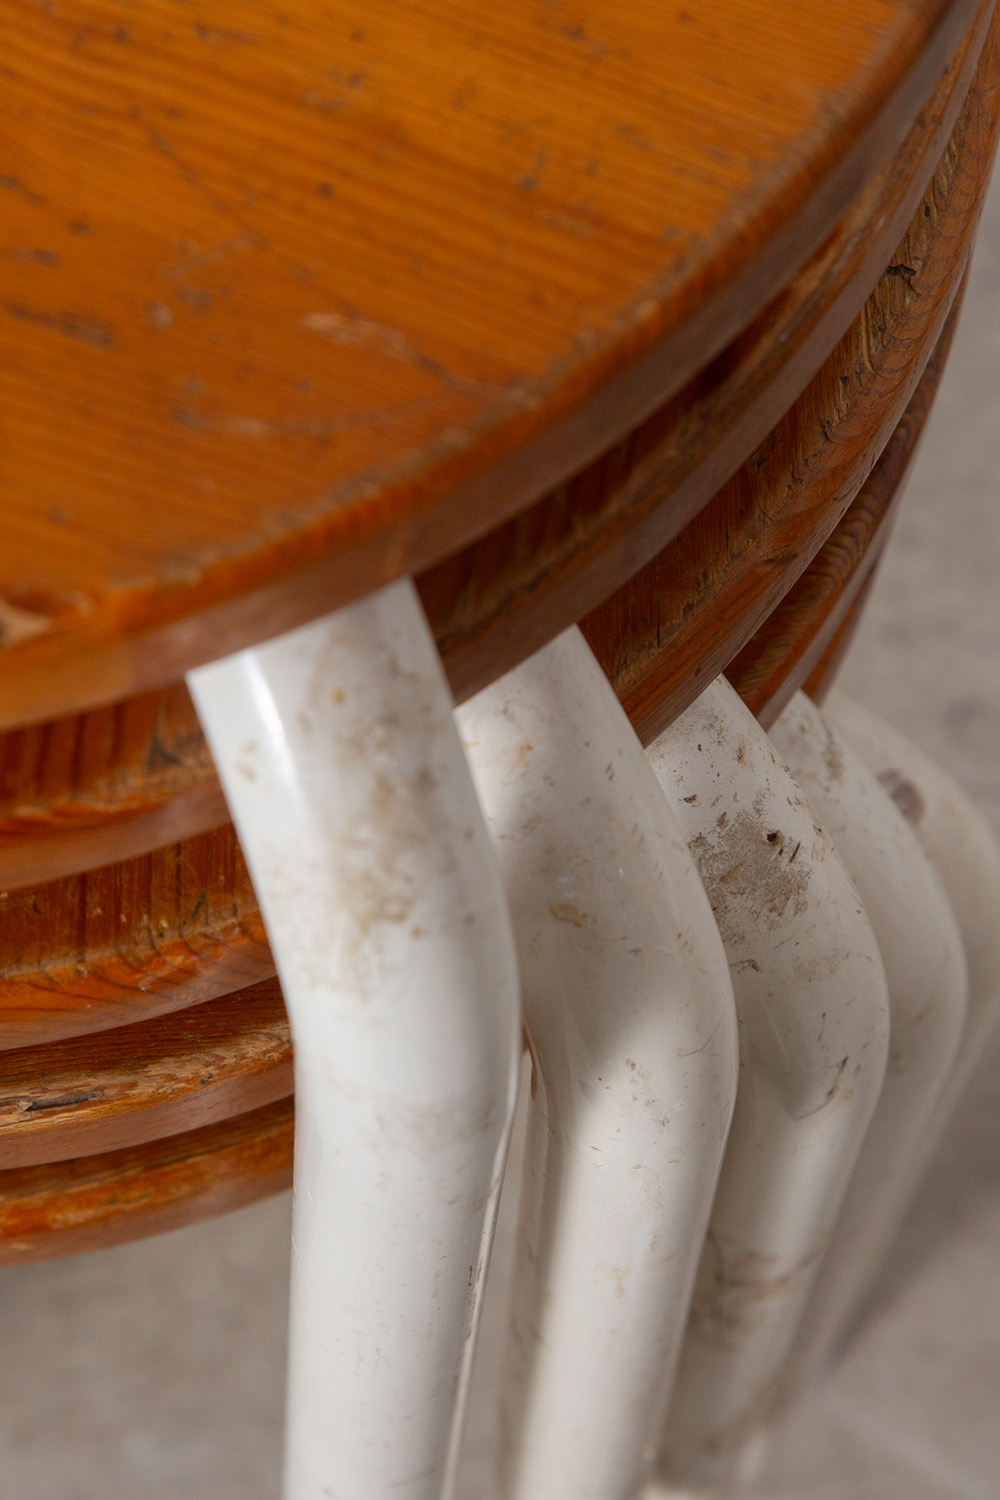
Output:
(3, 1), (999, 1494)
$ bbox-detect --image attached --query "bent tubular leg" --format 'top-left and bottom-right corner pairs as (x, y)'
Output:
(826, 689), (1000, 1185)
(771, 691), (967, 1388)
(458, 627), (739, 1500)
(188, 578), (521, 1500)
(647, 677), (890, 1491)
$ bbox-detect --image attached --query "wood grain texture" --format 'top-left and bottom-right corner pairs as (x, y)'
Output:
(420, 2), (994, 708)
(2, 6), (995, 894)
(726, 294), (962, 727)
(581, 25), (1000, 748)
(0, 0), (987, 726)
(0, 683), (226, 889)
(0, 1096), (293, 1263)
(0, 2), (995, 1262)
(0, 979), (291, 1168)
(0, 825), (270, 1050)
(3, 22), (996, 1055)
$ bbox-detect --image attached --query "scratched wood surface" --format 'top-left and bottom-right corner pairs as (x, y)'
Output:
(1, 0), (997, 1259)
(0, 978), (290, 1168)
(0, 0), (987, 726)
(2, 15), (997, 1065)
(2, 3), (996, 890)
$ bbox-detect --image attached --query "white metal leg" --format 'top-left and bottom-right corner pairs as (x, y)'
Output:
(647, 677), (890, 1491)
(457, 628), (739, 1500)
(770, 691), (967, 1389)
(187, 578), (521, 1500)
(456, 1051), (535, 1500)
(826, 690), (1000, 1188)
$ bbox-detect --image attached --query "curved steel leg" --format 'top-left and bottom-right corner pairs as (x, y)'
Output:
(771, 690), (967, 1390)
(827, 689), (1000, 1201)
(189, 578), (521, 1500)
(458, 628), (739, 1500)
(648, 677), (890, 1492)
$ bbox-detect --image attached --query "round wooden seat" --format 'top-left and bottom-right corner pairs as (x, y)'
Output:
(2, 0), (998, 1260)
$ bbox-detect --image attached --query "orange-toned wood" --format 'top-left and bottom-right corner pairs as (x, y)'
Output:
(581, 35), (1000, 747)
(421, 6), (995, 710)
(0, 683), (226, 890)
(5, 15), (999, 895)
(0, 979), (291, 1168)
(0, 825), (270, 1050)
(0, 0), (989, 727)
(0, 2), (995, 1264)
(0, 1096), (293, 1263)
(726, 293), (962, 727)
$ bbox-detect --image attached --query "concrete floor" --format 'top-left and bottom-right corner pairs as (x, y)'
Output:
(3, 175), (1000, 1500)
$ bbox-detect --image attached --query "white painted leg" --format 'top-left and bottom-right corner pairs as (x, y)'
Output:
(455, 1051), (535, 1500)
(457, 628), (739, 1500)
(826, 689), (1000, 1186)
(646, 677), (890, 1492)
(187, 578), (521, 1500)
(770, 691), (967, 1389)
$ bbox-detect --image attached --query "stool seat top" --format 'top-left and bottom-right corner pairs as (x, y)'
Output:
(0, 0), (980, 723)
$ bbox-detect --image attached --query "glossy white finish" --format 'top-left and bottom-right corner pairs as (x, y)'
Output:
(457, 628), (740, 1500)
(647, 678), (890, 1491)
(456, 1051), (535, 1500)
(188, 578), (521, 1500)
(771, 691), (967, 1387)
(826, 690), (1000, 1185)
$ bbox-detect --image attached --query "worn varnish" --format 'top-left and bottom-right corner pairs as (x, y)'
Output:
(0, 979), (291, 1168)
(1, 19), (996, 1061)
(0, 0), (986, 725)
(0, 5), (991, 890)
(0, 1096), (294, 1263)
(0, 1), (996, 1258)
(726, 299), (962, 728)
(0, 825), (270, 1049)
(3, 15), (996, 891)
